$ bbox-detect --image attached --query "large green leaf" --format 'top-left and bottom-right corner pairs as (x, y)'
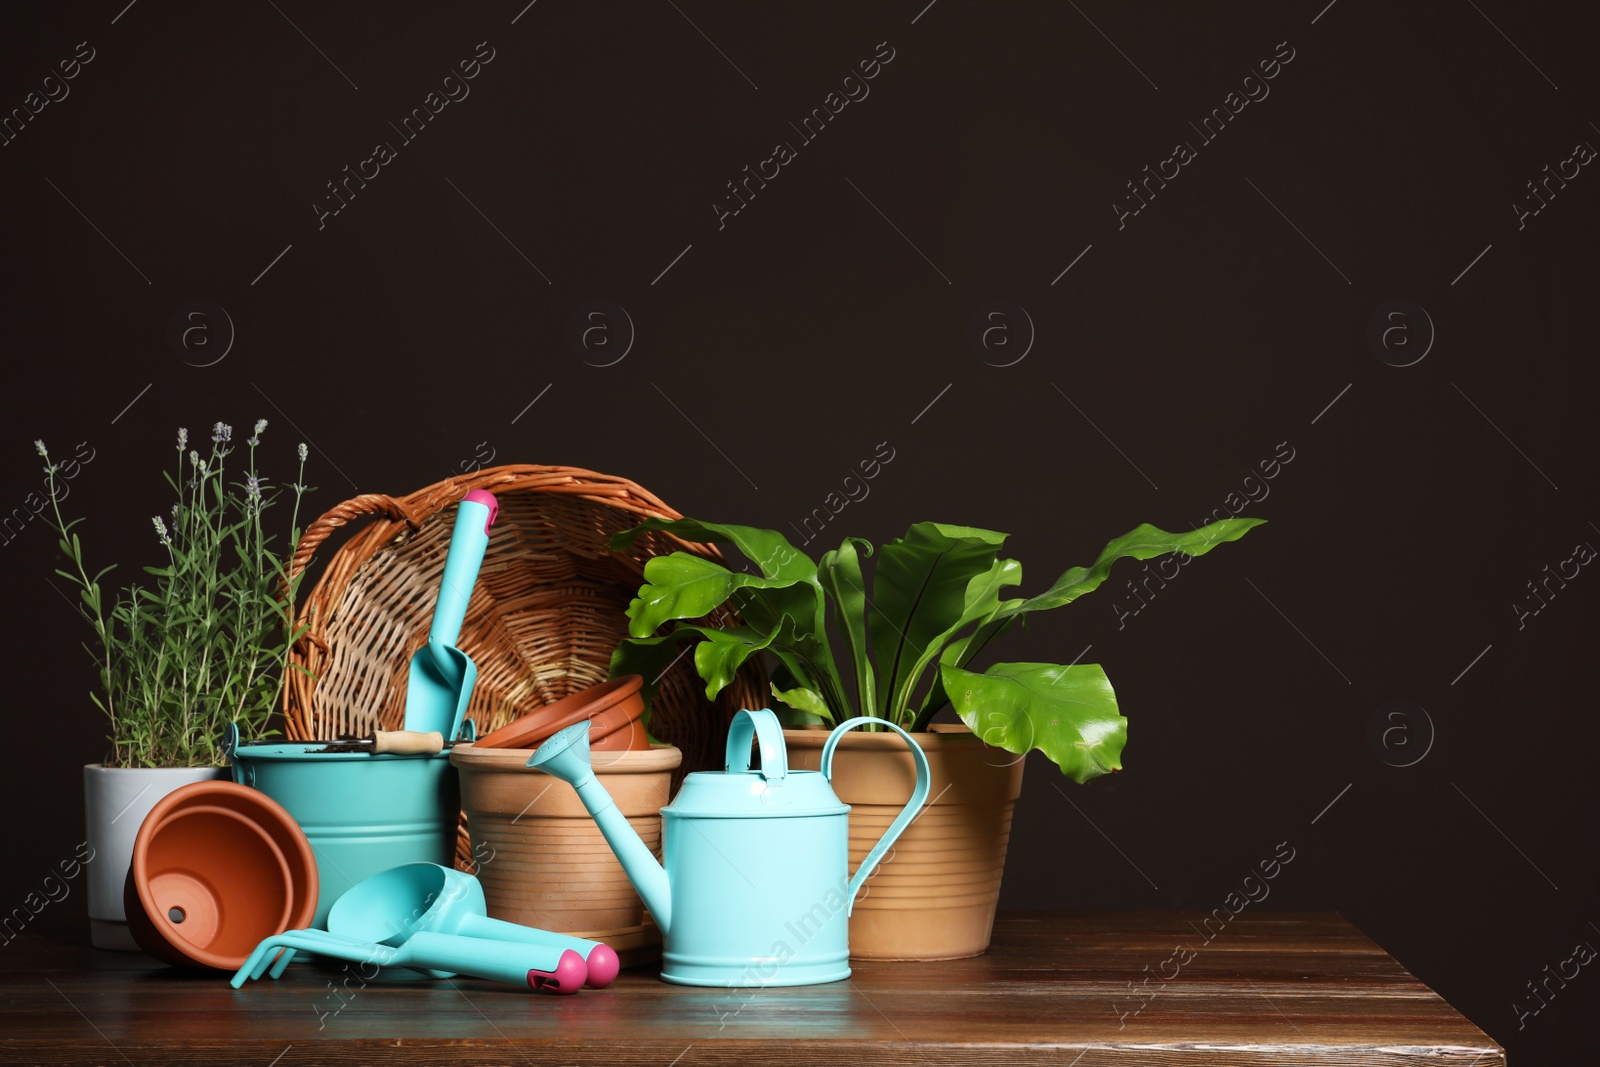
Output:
(761, 661), (836, 727)
(940, 661), (1125, 783)
(890, 557), (1022, 727)
(610, 518), (814, 583)
(735, 580), (823, 644)
(1012, 518), (1264, 615)
(614, 516), (845, 702)
(624, 552), (802, 638)
(728, 579), (848, 718)
(912, 596), (1025, 730)
(611, 621), (777, 704)
(687, 623), (776, 701)
(869, 523), (1009, 720)
(916, 517), (1263, 724)
(819, 537), (875, 718)
(770, 683), (834, 724)
(608, 634), (686, 714)
(613, 516), (849, 718)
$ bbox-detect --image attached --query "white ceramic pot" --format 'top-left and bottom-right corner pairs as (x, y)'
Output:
(83, 763), (226, 950)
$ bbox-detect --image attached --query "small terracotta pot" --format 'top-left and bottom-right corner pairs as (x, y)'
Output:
(785, 724), (1025, 960)
(475, 675), (648, 752)
(83, 763), (227, 951)
(123, 781), (318, 970)
(451, 741), (680, 932)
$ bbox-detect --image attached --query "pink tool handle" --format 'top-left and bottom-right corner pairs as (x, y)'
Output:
(462, 489), (498, 533)
(527, 949), (588, 995)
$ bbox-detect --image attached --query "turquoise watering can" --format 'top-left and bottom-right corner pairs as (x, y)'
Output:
(527, 708), (931, 987)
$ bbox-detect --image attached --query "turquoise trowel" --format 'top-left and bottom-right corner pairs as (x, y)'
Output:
(405, 490), (497, 742)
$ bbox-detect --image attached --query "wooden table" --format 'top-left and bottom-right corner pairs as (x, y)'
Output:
(1, 912), (1500, 1065)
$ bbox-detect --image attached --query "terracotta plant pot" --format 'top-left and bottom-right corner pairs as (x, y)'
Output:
(475, 675), (649, 752)
(123, 781), (318, 970)
(450, 742), (680, 933)
(786, 724), (1024, 960)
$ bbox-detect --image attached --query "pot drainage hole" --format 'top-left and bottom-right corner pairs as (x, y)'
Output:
(168, 907), (186, 924)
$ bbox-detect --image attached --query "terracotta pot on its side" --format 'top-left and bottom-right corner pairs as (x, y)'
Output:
(785, 724), (1024, 960)
(123, 780), (319, 970)
(474, 675), (649, 753)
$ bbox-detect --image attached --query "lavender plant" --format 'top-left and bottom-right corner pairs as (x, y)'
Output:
(38, 421), (314, 768)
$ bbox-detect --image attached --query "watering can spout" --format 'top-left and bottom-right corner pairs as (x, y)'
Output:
(526, 722), (672, 934)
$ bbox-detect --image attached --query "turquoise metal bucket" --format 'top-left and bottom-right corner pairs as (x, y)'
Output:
(224, 723), (466, 927)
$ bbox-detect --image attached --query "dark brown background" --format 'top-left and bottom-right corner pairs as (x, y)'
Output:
(2, 2), (1595, 1062)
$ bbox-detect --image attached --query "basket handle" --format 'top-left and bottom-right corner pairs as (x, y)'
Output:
(289, 493), (423, 585)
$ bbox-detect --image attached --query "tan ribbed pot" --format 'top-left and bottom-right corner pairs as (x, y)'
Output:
(785, 724), (1024, 960)
(450, 742), (681, 933)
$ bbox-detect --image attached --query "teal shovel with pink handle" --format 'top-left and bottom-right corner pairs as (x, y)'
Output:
(404, 489), (498, 742)
(327, 862), (620, 988)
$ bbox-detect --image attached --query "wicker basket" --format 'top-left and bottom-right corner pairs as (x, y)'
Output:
(282, 464), (766, 869)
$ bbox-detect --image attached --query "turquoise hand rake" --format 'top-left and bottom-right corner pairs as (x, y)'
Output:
(231, 927), (586, 994)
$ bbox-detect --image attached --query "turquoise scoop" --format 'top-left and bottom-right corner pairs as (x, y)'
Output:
(327, 862), (619, 988)
(527, 707), (931, 987)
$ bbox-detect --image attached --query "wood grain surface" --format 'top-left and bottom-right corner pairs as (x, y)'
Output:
(0, 911), (1502, 1066)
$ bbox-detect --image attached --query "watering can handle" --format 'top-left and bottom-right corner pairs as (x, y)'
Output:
(821, 717), (932, 915)
(724, 709), (788, 781)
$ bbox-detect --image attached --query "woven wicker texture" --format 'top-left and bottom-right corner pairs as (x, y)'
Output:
(282, 464), (766, 868)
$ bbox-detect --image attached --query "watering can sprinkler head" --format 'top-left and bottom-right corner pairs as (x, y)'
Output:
(526, 720), (672, 933)
(524, 720), (596, 788)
